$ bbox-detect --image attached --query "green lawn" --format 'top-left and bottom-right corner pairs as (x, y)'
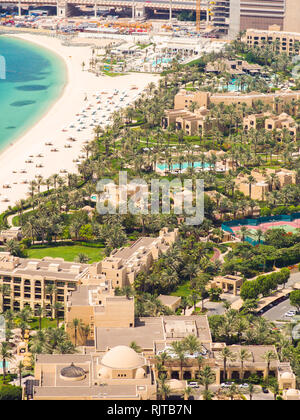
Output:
(29, 317), (57, 330)
(171, 281), (192, 297)
(27, 244), (105, 264)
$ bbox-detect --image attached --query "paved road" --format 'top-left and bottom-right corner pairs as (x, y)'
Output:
(263, 300), (295, 321)
(191, 385), (274, 400)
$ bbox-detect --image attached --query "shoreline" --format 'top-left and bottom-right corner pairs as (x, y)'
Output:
(0, 34), (69, 155)
(0, 33), (159, 215)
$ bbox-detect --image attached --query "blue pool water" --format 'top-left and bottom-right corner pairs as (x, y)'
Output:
(0, 361), (9, 369)
(0, 36), (67, 151)
(152, 57), (172, 67)
(157, 162), (211, 171)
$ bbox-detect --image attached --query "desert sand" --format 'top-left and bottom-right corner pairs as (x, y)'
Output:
(0, 33), (158, 214)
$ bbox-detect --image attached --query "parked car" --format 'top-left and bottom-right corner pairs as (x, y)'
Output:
(220, 382), (234, 388)
(262, 387), (269, 393)
(285, 310), (296, 317)
(188, 382), (199, 388)
(239, 383), (249, 389)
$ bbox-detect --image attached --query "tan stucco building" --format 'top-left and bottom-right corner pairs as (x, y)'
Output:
(27, 345), (156, 400)
(235, 168), (297, 200)
(25, 315), (297, 399)
(209, 274), (244, 296)
(162, 107), (212, 136)
(0, 228), (178, 322)
(0, 253), (85, 318)
(244, 112), (298, 139)
(244, 27), (300, 55)
(158, 295), (182, 312)
(174, 89), (300, 113)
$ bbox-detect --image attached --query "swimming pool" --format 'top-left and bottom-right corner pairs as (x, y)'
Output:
(157, 162), (211, 171)
(0, 361), (10, 369)
(151, 58), (172, 67)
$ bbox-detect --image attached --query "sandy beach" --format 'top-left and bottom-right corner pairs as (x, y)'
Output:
(0, 33), (159, 214)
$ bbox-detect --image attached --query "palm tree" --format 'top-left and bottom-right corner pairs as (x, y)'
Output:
(0, 342), (14, 381)
(262, 350), (277, 378)
(183, 386), (194, 401)
(246, 383), (259, 400)
(225, 383), (241, 400)
(157, 375), (171, 400)
(17, 361), (24, 387)
(45, 284), (57, 308)
(268, 379), (280, 400)
(247, 175), (255, 199)
(237, 348), (251, 380)
(198, 366), (216, 391)
(238, 226), (251, 242)
(183, 335), (201, 356)
(196, 355), (204, 378)
(129, 341), (142, 353)
(72, 318), (83, 347)
(254, 228), (264, 244)
(80, 324), (91, 346)
(219, 347), (236, 381)
(155, 351), (171, 375)
(201, 389), (214, 400)
(52, 302), (64, 327)
(35, 306), (45, 331)
(170, 341), (186, 380)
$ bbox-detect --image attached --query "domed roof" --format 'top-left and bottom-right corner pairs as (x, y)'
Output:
(286, 389), (300, 396)
(101, 346), (144, 369)
(281, 371), (294, 379)
(135, 367), (146, 379)
(60, 362), (86, 379)
(98, 366), (110, 379)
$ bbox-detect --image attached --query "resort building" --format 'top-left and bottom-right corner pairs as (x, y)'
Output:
(0, 228), (178, 323)
(174, 89), (300, 111)
(65, 282), (135, 345)
(235, 168), (297, 200)
(26, 346), (156, 400)
(243, 112), (297, 139)
(94, 228), (179, 289)
(244, 27), (300, 55)
(95, 316), (213, 357)
(24, 312), (297, 399)
(205, 59), (261, 76)
(265, 113), (297, 138)
(157, 295), (182, 312)
(0, 227), (22, 243)
(0, 253), (86, 318)
(209, 274), (244, 296)
(162, 107), (212, 136)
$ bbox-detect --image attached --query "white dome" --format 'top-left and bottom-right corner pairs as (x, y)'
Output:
(98, 366), (110, 379)
(281, 371), (294, 379)
(101, 346), (145, 369)
(135, 367), (146, 379)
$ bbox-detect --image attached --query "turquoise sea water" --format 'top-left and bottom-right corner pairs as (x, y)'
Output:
(0, 36), (67, 151)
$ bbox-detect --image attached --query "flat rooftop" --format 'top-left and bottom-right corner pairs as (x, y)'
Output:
(112, 237), (158, 260)
(95, 316), (212, 352)
(0, 253), (88, 280)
